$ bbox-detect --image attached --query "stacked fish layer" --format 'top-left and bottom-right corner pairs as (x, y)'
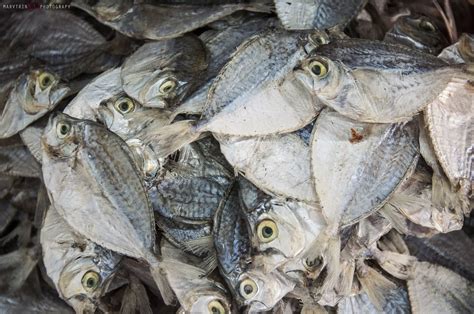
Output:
(0, 0), (473, 313)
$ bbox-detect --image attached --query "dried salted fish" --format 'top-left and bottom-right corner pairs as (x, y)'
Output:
(121, 36), (208, 108)
(438, 33), (474, 64)
(384, 15), (448, 55)
(71, 0), (272, 40)
(407, 262), (474, 313)
(275, 0), (367, 30)
(0, 70), (69, 139)
(143, 29), (320, 157)
(311, 109), (419, 227)
(297, 39), (469, 123)
(41, 113), (174, 304)
(41, 206), (122, 313)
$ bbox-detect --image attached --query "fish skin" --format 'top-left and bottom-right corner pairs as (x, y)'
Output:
(174, 17), (274, 116)
(407, 262), (474, 314)
(0, 144), (41, 178)
(41, 113), (154, 260)
(438, 33), (474, 64)
(0, 70), (69, 139)
(311, 109), (419, 227)
(0, 11), (116, 84)
(121, 36), (208, 108)
(297, 39), (466, 123)
(384, 15), (448, 55)
(200, 29), (318, 137)
(71, 1), (272, 40)
(275, 0), (367, 30)
(40, 206), (122, 313)
(406, 230), (474, 282)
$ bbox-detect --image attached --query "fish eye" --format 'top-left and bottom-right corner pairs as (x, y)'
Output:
(81, 271), (101, 293)
(159, 78), (177, 95)
(308, 60), (328, 78)
(56, 122), (71, 139)
(310, 34), (328, 45)
(38, 72), (55, 90)
(256, 219), (278, 243)
(207, 300), (226, 314)
(419, 19), (436, 32)
(239, 278), (258, 300)
(114, 97), (135, 114)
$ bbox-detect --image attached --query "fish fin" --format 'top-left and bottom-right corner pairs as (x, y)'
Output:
(181, 236), (218, 273)
(147, 257), (176, 306)
(336, 259), (355, 296)
(373, 249), (416, 280)
(143, 120), (200, 158)
(321, 235), (341, 293)
(199, 251), (218, 275)
(432, 173), (468, 222)
(120, 275), (153, 314)
(244, 1), (274, 13)
(379, 204), (411, 235)
(0, 246), (39, 294)
(356, 262), (397, 311)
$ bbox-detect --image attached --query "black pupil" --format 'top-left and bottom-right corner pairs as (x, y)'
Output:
(244, 284), (253, 295)
(312, 65), (321, 75)
(211, 306), (219, 313)
(119, 102), (129, 112)
(42, 76), (50, 86)
(262, 226), (273, 238)
(60, 125), (68, 135)
(164, 84), (172, 92)
(316, 37), (323, 44)
(420, 21), (434, 31)
(87, 278), (95, 287)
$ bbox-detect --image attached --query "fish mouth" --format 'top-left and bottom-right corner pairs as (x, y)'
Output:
(97, 105), (114, 129)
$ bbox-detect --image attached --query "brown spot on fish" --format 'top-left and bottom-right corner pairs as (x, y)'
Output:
(349, 128), (363, 143)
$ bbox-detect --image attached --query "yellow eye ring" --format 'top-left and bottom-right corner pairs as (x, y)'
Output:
(38, 72), (55, 90)
(207, 300), (226, 314)
(159, 78), (177, 95)
(239, 278), (258, 300)
(419, 19), (436, 32)
(308, 60), (328, 78)
(81, 271), (101, 293)
(114, 97), (135, 114)
(56, 122), (71, 139)
(256, 219), (278, 243)
(310, 34), (328, 46)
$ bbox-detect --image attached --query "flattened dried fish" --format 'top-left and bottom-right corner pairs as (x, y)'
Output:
(72, 1), (272, 40)
(0, 143), (41, 178)
(0, 70), (69, 139)
(41, 113), (174, 304)
(311, 109), (419, 227)
(384, 15), (448, 55)
(297, 39), (469, 122)
(438, 33), (474, 64)
(121, 36), (208, 108)
(41, 206), (122, 313)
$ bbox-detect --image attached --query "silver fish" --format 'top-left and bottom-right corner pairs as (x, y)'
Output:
(121, 36), (208, 108)
(41, 206), (122, 313)
(41, 113), (174, 304)
(296, 39), (469, 123)
(71, 0), (272, 40)
(438, 33), (474, 64)
(0, 70), (69, 139)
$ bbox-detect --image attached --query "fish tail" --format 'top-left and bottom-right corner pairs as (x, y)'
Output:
(144, 120), (200, 159)
(244, 0), (274, 13)
(356, 261), (397, 311)
(373, 249), (416, 280)
(147, 256), (175, 306)
(320, 233), (341, 294)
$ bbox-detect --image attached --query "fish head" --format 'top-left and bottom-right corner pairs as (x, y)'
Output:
(246, 199), (305, 260)
(58, 247), (121, 313)
(183, 285), (232, 314)
(235, 269), (295, 311)
(72, 0), (133, 21)
(295, 54), (346, 104)
(135, 70), (189, 108)
(98, 93), (172, 140)
(42, 113), (83, 159)
(18, 70), (69, 115)
(385, 15), (448, 55)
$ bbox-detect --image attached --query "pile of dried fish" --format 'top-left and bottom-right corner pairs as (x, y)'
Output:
(0, 0), (473, 313)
